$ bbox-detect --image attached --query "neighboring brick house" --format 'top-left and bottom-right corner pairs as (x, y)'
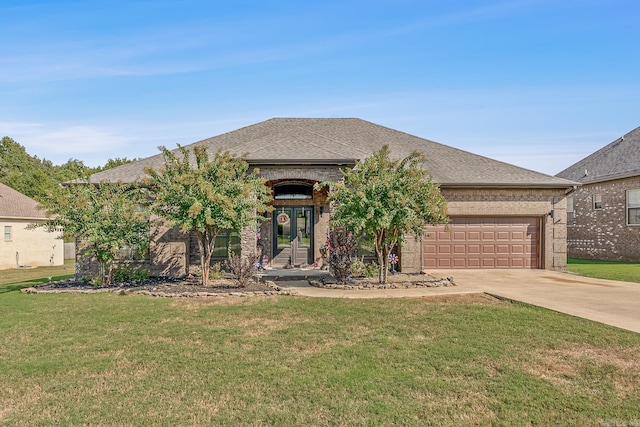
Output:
(556, 126), (640, 261)
(0, 182), (64, 270)
(88, 118), (576, 275)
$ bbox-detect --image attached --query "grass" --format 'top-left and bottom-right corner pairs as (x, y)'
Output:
(0, 288), (639, 426)
(567, 258), (640, 283)
(0, 259), (75, 293)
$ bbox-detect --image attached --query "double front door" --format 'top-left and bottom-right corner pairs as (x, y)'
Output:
(273, 207), (313, 267)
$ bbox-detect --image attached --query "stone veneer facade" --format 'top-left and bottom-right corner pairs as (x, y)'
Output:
(566, 176), (640, 261)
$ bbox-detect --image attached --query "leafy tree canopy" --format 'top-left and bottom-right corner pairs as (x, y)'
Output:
(144, 144), (272, 285)
(0, 135), (137, 199)
(34, 180), (150, 286)
(319, 145), (448, 283)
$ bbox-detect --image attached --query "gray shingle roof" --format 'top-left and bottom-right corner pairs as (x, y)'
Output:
(556, 126), (640, 183)
(0, 183), (49, 220)
(89, 118), (576, 188)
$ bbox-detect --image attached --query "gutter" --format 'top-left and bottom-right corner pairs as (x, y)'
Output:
(247, 159), (358, 166)
(569, 169), (640, 185)
(440, 182), (580, 190)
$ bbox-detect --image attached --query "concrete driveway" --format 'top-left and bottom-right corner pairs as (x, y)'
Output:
(276, 269), (640, 334)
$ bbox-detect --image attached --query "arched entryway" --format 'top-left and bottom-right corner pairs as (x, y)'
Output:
(263, 180), (329, 268)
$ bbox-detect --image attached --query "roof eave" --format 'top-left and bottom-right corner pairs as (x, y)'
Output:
(0, 216), (49, 221)
(440, 182), (580, 190)
(248, 158), (358, 166)
(573, 170), (640, 185)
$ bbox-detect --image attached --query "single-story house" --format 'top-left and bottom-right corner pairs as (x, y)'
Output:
(88, 118), (577, 275)
(0, 182), (64, 270)
(556, 126), (640, 261)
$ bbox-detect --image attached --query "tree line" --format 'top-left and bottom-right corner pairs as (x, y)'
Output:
(0, 136), (136, 200)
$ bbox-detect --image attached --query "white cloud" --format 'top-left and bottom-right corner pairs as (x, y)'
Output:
(1, 121), (134, 165)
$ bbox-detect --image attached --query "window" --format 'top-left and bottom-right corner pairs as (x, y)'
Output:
(3, 226), (11, 241)
(566, 196), (575, 225)
(592, 194), (602, 210)
(627, 189), (640, 225)
(274, 184), (313, 200)
(213, 230), (241, 258)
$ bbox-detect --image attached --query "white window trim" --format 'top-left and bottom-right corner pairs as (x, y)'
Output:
(3, 225), (12, 241)
(627, 189), (640, 226)
(566, 196), (575, 226)
(592, 194), (603, 210)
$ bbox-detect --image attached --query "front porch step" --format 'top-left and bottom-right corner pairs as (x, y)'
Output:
(257, 268), (330, 282)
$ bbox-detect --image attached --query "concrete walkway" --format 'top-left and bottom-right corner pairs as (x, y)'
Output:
(271, 269), (640, 334)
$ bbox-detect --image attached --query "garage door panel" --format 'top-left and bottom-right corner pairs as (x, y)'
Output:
(424, 217), (539, 269)
(511, 231), (525, 240)
(453, 231), (466, 240)
(510, 245), (525, 254)
(496, 258), (510, 267)
(482, 245), (495, 254)
(467, 258), (481, 267)
(482, 258), (495, 267)
(482, 231), (495, 239)
(496, 231), (510, 240)
(467, 231), (481, 240)
(452, 258), (466, 267)
(496, 244), (510, 254)
(438, 231), (451, 240)
(453, 245), (467, 254)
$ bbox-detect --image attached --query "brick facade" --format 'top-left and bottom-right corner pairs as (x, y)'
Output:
(125, 169), (571, 277)
(567, 176), (640, 261)
(400, 188), (569, 271)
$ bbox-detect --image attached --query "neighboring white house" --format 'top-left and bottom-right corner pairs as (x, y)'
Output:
(0, 183), (63, 270)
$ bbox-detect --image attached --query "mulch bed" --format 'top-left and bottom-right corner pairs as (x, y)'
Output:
(309, 272), (456, 290)
(22, 276), (291, 297)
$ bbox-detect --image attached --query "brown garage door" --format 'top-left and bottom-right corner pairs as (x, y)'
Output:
(423, 217), (540, 269)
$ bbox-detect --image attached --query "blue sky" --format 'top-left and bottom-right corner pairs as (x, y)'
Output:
(1, 0), (639, 175)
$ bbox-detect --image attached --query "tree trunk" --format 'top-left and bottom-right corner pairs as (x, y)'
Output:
(382, 245), (389, 284)
(377, 251), (385, 284)
(196, 231), (209, 286)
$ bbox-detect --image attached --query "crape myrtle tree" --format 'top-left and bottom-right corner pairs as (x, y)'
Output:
(144, 144), (272, 286)
(319, 145), (448, 284)
(34, 180), (150, 286)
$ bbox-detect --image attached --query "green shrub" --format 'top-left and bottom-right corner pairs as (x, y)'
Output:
(210, 262), (225, 280)
(351, 257), (378, 278)
(111, 264), (149, 283)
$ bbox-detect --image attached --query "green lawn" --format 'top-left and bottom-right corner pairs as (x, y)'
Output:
(567, 258), (640, 283)
(0, 259), (75, 293)
(0, 288), (639, 426)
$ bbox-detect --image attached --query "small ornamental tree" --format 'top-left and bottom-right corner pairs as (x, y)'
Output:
(144, 144), (272, 286)
(34, 181), (150, 286)
(319, 145), (448, 283)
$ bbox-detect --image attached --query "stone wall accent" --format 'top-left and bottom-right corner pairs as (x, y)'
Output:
(257, 166), (345, 183)
(567, 176), (640, 261)
(150, 216), (189, 277)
